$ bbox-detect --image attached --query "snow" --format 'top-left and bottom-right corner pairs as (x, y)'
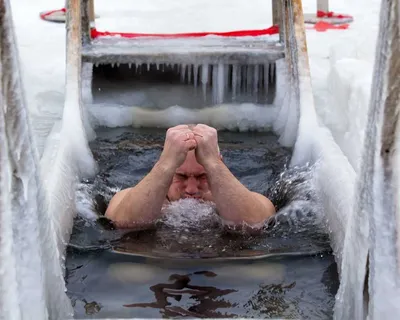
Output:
(5, 0), (396, 318)
(94, 0), (274, 33)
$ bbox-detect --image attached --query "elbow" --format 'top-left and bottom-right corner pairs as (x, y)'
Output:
(104, 201), (155, 230)
(105, 205), (134, 229)
(243, 192), (276, 226)
(104, 188), (130, 224)
(105, 206), (118, 222)
(222, 194), (276, 232)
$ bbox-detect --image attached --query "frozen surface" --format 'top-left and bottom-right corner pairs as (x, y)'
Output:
(89, 103), (279, 131)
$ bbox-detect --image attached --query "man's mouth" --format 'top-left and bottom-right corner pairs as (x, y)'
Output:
(183, 195), (202, 199)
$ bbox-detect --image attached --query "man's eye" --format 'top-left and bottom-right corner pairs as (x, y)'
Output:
(199, 174), (207, 180)
(176, 174), (187, 179)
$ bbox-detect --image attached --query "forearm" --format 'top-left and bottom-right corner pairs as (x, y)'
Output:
(105, 161), (175, 227)
(205, 160), (275, 226)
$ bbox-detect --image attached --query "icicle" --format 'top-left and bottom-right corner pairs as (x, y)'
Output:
(246, 65), (252, 93)
(116, 63), (120, 68)
(264, 64), (269, 95)
(259, 64), (264, 92)
(216, 64), (224, 104)
(187, 65), (192, 84)
(111, 63), (115, 68)
(237, 65), (242, 95)
(193, 64), (198, 88)
(224, 65), (229, 97)
(181, 64), (187, 83)
(244, 66), (248, 92)
(232, 64), (238, 99)
(201, 64), (209, 101)
(94, 62), (99, 67)
(147, 63), (150, 71)
(270, 62), (275, 83)
(209, 65), (217, 104)
(253, 65), (259, 94)
(128, 63), (132, 69)
(156, 64), (159, 70)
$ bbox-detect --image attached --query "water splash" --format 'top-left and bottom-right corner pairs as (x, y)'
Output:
(266, 163), (326, 232)
(160, 198), (220, 231)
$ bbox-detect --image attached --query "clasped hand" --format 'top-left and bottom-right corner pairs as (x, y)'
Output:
(159, 124), (220, 169)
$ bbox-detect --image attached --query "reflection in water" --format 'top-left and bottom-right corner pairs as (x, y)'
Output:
(66, 250), (338, 319)
(245, 282), (297, 318)
(124, 272), (237, 318)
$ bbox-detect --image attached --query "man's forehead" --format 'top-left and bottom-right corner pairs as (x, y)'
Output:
(176, 152), (205, 174)
(176, 164), (205, 174)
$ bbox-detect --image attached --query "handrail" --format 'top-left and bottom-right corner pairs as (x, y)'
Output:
(331, 0), (399, 318)
(356, 0), (399, 318)
(66, 0), (82, 94)
(278, 0), (316, 150)
(272, 0), (283, 41)
(317, 0), (329, 12)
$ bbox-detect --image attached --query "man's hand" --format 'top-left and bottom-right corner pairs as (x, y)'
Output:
(192, 124), (221, 168)
(159, 125), (197, 169)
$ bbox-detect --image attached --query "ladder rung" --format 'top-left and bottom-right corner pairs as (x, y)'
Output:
(82, 37), (285, 65)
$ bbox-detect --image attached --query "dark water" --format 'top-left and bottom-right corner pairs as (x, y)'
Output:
(66, 127), (338, 319)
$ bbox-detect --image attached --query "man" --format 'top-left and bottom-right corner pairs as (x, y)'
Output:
(105, 124), (276, 229)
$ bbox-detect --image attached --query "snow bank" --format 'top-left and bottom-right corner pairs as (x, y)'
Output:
(325, 58), (373, 172)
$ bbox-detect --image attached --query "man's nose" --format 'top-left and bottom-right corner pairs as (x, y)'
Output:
(185, 176), (199, 194)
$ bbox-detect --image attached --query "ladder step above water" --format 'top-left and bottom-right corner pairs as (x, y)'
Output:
(81, 37), (285, 65)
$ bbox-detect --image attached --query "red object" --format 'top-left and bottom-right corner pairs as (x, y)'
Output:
(317, 10), (353, 19)
(39, 7), (66, 20)
(90, 25), (280, 39)
(313, 21), (349, 32)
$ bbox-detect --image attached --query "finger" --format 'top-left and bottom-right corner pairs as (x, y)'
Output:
(171, 124), (191, 130)
(192, 127), (204, 136)
(185, 139), (197, 151)
(194, 123), (210, 129)
(183, 131), (195, 141)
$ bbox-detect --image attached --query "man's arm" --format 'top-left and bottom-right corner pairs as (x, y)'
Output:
(105, 160), (175, 228)
(193, 124), (275, 227)
(204, 160), (275, 226)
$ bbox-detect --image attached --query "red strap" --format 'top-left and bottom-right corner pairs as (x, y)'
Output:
(90, 25), (279, 39)
(312, 21), (349, 32)
(317, 10), (353, 19)
(39, 8), (66, 20)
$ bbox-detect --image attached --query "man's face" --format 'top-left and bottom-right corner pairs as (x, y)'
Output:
(167, 151), (213, 201)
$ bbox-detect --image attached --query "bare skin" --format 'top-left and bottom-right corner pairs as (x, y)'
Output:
(105, 124), (276, 229)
